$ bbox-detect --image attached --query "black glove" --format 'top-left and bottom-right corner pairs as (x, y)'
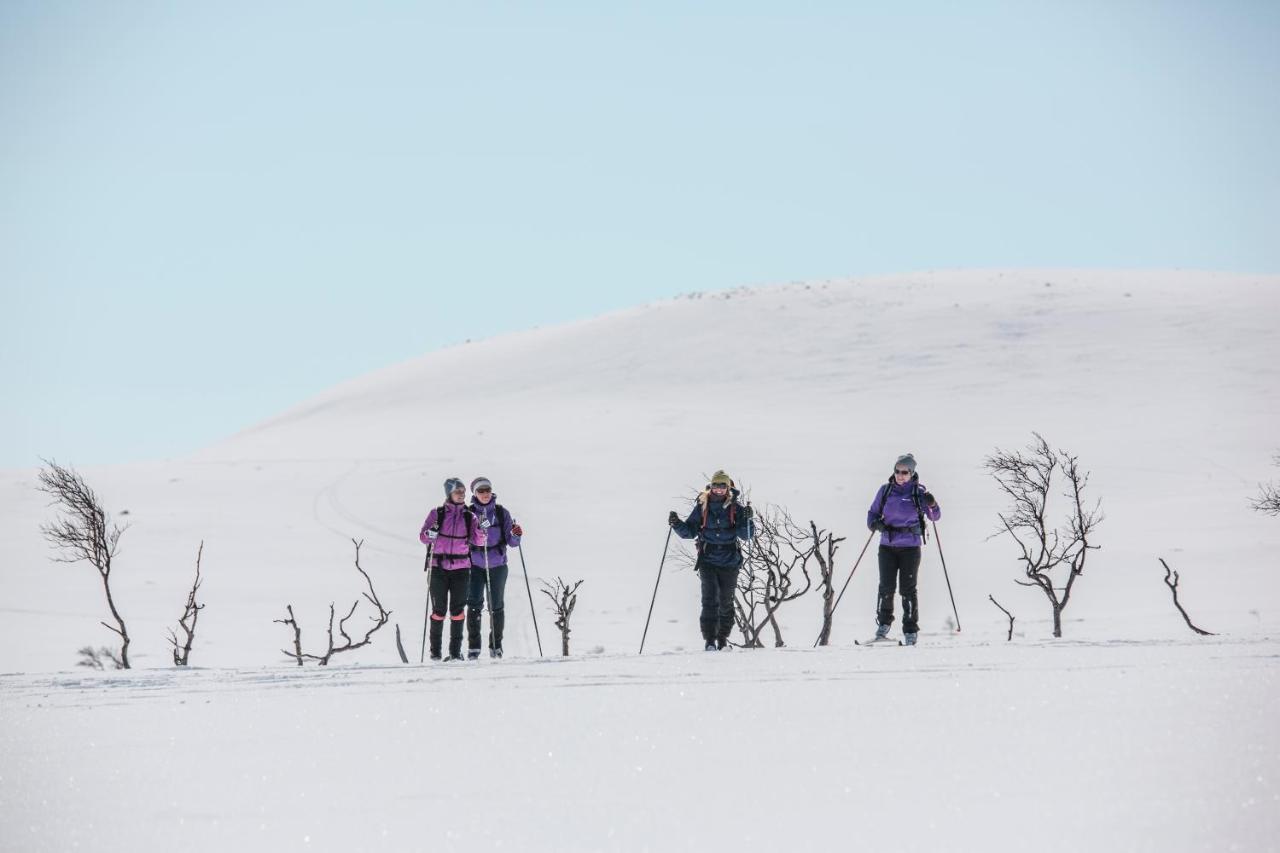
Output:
(742, 505), (754, 520)
(668, 510), (680, 527)
(922, 492), (936, 507)
(870, 519), (886, 532)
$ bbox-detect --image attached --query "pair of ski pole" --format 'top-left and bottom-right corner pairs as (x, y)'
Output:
(420, 537), (543, 663)
(639, 518), (959, 654)
(812, 521), (960, 644)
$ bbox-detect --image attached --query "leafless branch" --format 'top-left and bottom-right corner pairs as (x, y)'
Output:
(38, 460), (132, 668)
(1158, 558), (1215, 636)
(77, 645), (124, 670)
(274, 605), (304, 666)
(394, 624), (409, 663)
(810, 520), (846, 647)
(541, 577), (583, 656)
(984, 434), (1102, 638)
(731, 504), (815, 648)
(988, 595), (1015, 641)
(168, 541), (206, 666)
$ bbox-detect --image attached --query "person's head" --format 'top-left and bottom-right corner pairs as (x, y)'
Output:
(893, 454), (917, 483)
(709, 470), (733, 498)
(444, 477), (466, 503)
(471, 476), (493, 504)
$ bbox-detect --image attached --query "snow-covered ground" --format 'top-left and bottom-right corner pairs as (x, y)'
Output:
(2, 270), (1278, 851)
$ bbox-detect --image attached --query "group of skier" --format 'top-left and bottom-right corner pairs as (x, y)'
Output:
(418, 454), (941, 659)
(418, 476), (522, 661)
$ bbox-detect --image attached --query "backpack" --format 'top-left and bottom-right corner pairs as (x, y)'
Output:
(874, 475), (929, 543)
(433, 503), (476, 543)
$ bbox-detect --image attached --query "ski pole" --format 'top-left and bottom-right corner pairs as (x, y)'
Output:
(814, 530), (876, 647)
(516, 545), (543, 657)
(419, 540), (436, 663)
(639, 526), (675, 655)
(482, 521), (496, 656)
(932, 520), (961, 632)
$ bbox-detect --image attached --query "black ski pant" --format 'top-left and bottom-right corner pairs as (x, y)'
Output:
(467, 564), (509, 651)
(429, 567), (469, 659)
(698, 562), (739, 644)
(876, 546), (921, 634)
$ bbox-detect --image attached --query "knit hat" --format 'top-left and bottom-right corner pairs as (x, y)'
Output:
(895, 454), (917, 474)
(470, 476), (492, 492)
(709, 470), (733, 487)
(443, 477), (466, 497)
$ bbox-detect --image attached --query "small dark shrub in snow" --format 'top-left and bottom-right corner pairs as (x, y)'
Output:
(274, 539), (391, 666)
(541, 577), (583, 656)
(168, 541), (205, 666)
(984, 433), (1102, 638)
(1251, 453), (1280, 517)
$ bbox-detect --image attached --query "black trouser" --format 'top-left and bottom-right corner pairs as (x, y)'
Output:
(467, 564), (509, 651)
(429, 567), (469, 658)
(698, 562), (739, 643)
(877, 546), (921, 634)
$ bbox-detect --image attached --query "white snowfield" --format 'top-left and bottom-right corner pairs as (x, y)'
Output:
(2, 270), (1278, 852)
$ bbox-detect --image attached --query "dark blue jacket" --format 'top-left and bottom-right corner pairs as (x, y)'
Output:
(672, 488), (755, 569)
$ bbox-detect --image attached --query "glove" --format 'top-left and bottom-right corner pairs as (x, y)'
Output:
(922, 492), (936, 507)
(869, 519), (886, 532)
(668, 511), (680, 526)
(511, 523), (523, 536)
(743, 505), (754, 520)
(427, 528), (440, 540)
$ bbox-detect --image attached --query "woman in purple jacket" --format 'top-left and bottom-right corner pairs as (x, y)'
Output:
(420, 478), (486, 660)
(466, 476), (523, 659)
(866, 454), (941, 646)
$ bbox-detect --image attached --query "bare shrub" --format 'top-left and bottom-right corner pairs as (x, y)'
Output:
(168, 541), (206, 666)
(541, 577), (583, 656)
(984, 433), (1102, 638)
(734, 504), (814, 648)
(1252, 454), (1280, 516)
(77, 645), (124, 670)
(810, 521), (847, 647)
(989, 595), (1015, 641)
(38, 460), (131, 668)
(274, 539), (392, 666)
(1158, 558), (1215, 636)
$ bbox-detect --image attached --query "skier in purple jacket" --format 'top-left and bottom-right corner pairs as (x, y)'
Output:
(466, 476), (523, 659)
(866, 453), (941, 646)
(419, 478), (487, 660)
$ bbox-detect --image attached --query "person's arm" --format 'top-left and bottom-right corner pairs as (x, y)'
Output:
(866, 485), (888, 531)
(920, 487), (941, 522)
(506, 509), (523, 546)
(669, 504), (698, 540)
(419, 508), (439, 545)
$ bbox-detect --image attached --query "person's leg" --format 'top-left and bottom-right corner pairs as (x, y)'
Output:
(899, 548), (922, 635)
(466, 566), (486, 655)
(715, 566), (738, 647)
(429, 567), (447, 659)
(698, 562), (718, 644)
(447, 570), (468, 659)
(489, 564), (509, 652)
(876, 547), (898, 629)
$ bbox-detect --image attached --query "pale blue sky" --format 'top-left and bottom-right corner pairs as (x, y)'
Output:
(2, 1), (1277, 467)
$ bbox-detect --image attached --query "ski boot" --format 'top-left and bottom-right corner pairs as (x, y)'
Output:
(704, 641), (717, 652)
(490, 647), (503, 659)
(467, 648), (482, 661)
(904, 632), (918, 646)
(874, 623), (891, 640)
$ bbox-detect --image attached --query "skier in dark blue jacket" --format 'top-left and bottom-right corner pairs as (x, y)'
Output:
(669, 470), (755, 651)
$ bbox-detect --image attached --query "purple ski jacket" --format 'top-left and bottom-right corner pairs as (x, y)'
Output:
(419, 501), (487, 570)
(867, 479), (941, 548)
(468, 496), (522, 569)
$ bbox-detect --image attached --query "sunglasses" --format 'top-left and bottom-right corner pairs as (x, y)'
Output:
(710, 483), (730, 489)
(475, 487), (492, 494)
(894, 469), (912, 476)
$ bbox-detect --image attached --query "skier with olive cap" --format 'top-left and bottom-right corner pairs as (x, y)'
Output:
(669, 470), (755, 651)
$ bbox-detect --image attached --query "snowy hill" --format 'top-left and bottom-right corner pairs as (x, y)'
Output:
(2, 269), (1278, 851)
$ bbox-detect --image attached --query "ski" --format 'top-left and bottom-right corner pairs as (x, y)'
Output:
(855, 637), (903, 646)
